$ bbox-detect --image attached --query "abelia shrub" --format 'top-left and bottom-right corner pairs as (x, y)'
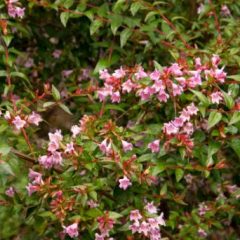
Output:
(1, 1), (240, 240)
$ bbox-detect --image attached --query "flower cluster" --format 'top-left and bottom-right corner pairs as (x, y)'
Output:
(3, 111), (42, 130)
(97, 55), (226, 104)
(95, 213), (115, 240)
(38, 130), (64, 168)
(129, 204), (165, 240)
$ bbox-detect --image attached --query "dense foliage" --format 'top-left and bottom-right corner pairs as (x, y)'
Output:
(1, 0), (240, 239)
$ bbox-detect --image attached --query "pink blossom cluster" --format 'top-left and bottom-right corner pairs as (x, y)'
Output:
(38, 130), (64, 168)
(97, 55), (226, 104)
(163, 103), (198, 136)
(99, 138), (133, 156)
(26, 169), (43, 196)
(3, 111), (42, 130)
(129, 205), (165, 240)
(7, 0), (25, 18)
(95, 214), (115, 240)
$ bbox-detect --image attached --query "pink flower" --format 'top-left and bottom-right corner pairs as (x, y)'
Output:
(39, 155), (53, 169)
(148, 140), (160, 153)
(210, 91), (223, 104)
(156, 212), (166, 226)
(139, 221), (149, 236)
(97, 85), (113, 102)
(139, 87), (155, 101)
(48, 140), (59, 152)
(122, 79), (136, 93)
(87, 200), (99, 208)
(121, 140), (133, 152)
(65, 142), (75, 154)
(62, 70), (73, 78)
(211, 54), (221, 67)
(147, 218), (159, 230)
(64, 223), (79, 238)
(99, 69), (110, 80)
(95, 233), (105, 240)
(112, 67), (126, 79)
(152, 80), (164, 92)
(176, 77), (186, 87)
(150, 70), (161, 81)
(111, 91), (121, 103)
(195, 57), (202, 69)
(163, 122), (179, 135)
(180, 109), (191, 122)
(28, 169), (43, 185)
(119, 176), (132, 190)
(4, 111), (11, 120)
(99, 139), (108, 154)
(71, 125), (81, 138)
(5, 187), (15, 197)
(8, 4), (25, 18)
(145, 202), (157, 214)
(187, 71), (202, 87)
(169, 63), (183, 76)
(52, 151), (63, 165)
(221, 5), (231, 16)
(172, 83), (183, 96)
(52, 49), (62, 59)
(183, 122), (194, 135)
(214, 67), (226, 83)
(49, 130), (63, 143)
(129, 222), (140, 234)
(135, 67), (148, 79)
(12, 116), (26, 130)
(28, 112), (42, 126)
(26, 183), (39, 196)
(130, 209), (142, 222)
(198, 228), (207, 237)
(173, 117), (184, 127)
(157, 91), (169, 102)
(187, 103), (198, 115)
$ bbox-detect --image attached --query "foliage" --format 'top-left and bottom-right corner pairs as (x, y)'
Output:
(0, 0), (240, 239)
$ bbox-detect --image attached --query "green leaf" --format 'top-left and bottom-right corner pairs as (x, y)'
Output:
(228, 75), (240, 81)
(0, 143), (10, 156)
(43, 101), (55, 108)
(0, 162), (14, 175)
(11, 72), (29, 82)
(51, 85), (61, 101)
(59, 103), (72, 115)
(153, 60), (163, 71)
(60, 12), (70, 27)
(90, 19), (103, 35)
(3, 35), (13, 47)
(229, 112), (240, 125)
(94, 58), (109, 74)
(130, 2), (142, 16)
(230, 139), (240, 159)
(145, 11), (157, 22)
(175, 168), (184, 182)
(222, 91), (234, 109)
(110, 15), (122, 35)
(120, 28), (132, 48)
(63, 0), (74, 8)
(108, 211), (123, 219)
(207, 111), (222, 129)
(190, 89), (210, 106)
